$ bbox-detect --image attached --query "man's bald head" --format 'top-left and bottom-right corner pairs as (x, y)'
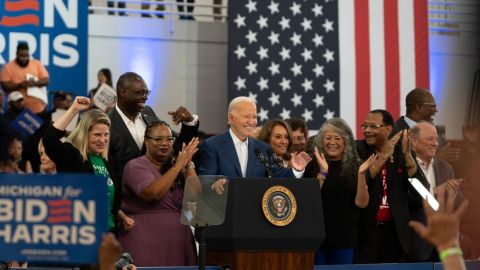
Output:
(405, 88), (437, 122)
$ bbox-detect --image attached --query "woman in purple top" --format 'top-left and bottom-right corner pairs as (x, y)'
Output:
(119, 120), (199, 266)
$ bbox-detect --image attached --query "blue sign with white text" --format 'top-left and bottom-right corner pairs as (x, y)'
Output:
(0, 0), (88, 97)
(0, 174), (108, 264)
(10, 109), (44, 138)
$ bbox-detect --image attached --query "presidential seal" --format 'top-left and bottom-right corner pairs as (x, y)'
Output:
(262, 185), (297, 226)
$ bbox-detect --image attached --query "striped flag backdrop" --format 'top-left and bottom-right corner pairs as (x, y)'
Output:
(228, 0), (429, 137)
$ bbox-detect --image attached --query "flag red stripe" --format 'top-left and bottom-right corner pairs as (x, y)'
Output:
(50, 208), (72, 215)
(47, 216), (72, 223)
(384, 0), (400, 120)
(414, 0), (429, 88)
(354, 0), (371, 137)
(0, 15), (39, 27)
(48, 199), (72, 207)
(5, 0), (40, 11)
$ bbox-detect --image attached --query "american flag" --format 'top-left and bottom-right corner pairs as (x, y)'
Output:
(228, 0), (429, 137)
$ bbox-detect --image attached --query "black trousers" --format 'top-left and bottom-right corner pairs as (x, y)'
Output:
(354, 222), (405, 263)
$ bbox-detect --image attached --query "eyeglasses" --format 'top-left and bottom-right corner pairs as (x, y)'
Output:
(124, 88), (151, 98)
(420, 102), (437, 108)
(360, 123), (388, 130)
(146, 136), (175, 143)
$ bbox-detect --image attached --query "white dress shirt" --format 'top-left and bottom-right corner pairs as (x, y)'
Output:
(116, 104), (146, 150)
(115, 104), (199, 150)
(229, 129), (248, 177)
(417, 157), (436, 195)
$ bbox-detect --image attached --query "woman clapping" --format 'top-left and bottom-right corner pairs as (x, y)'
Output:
(119, 121), (199, 267)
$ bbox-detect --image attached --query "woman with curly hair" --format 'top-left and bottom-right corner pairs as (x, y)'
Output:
(305, 117), (375, 265)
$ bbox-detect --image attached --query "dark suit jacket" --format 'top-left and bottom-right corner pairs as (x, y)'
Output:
(355, 140), (427, 260)
(393, 116), (447, 148)
(392, 116), (410, 136)
(407, 158), (456, 261)
(108, 106), (199, 183)
(197, 131), (295, 179)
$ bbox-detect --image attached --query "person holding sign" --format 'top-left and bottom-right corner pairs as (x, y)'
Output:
(119, 121), (199, 266)
(43, 97), (134, 234)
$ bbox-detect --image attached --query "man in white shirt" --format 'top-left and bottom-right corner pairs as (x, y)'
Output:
(108, 72), (199, 183)
(197, 96), (311, 184)
(411, 122), (461, 195)
(393, 88), (460, 163)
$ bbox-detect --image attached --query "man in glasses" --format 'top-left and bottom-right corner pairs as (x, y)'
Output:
(108, 72), (199, 183)
(393, 88), (460, 163)
(354, 109), (427, 264)
(393, 88), (437, 133)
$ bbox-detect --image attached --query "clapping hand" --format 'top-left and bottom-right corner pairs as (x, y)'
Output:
(382, 131), (402, 159)
(175, 137), (199, 169)
(436, 143), (461, 163)
(359, 154), (377, 174)
(401, 129), (413, 157)
(313, 146), (328, 174)
(434, 178), (463, 196)
(291, 151), (312, 171)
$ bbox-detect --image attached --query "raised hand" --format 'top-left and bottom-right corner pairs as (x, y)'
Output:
(313, 146), (328, 174)
(175, 137), (199, 169)
(401, 129), (413, 156)
(168, 106), (194, 125)
(409, 189), (468, 252)
(71, 96), (91, 112)
(436, 143), (461, 163)
(359, 154), (377, 174)
(291, 151), (312, 171)
(382, 130), (402, 158)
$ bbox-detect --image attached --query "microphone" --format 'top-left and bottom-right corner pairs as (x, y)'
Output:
(267, 147), (284, 167)
(254, 148), (273, 178)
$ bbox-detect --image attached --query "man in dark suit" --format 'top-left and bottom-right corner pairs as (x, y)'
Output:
(196, 96), (311, 186)
(408, 121), (462, 261)
(393, 88), (460, 163)
(354, 109), (426, 263)
(392, 88), (437, 134)
(108, 72), (199, 183)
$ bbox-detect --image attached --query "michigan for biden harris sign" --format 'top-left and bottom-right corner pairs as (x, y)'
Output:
(0, 174), (107, 264)
(0, 0), (88, 97)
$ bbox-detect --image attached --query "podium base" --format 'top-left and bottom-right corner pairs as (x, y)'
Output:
(206, 250), (314, 270)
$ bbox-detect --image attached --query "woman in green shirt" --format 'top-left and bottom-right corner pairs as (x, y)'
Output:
(43, 96), (133, 234)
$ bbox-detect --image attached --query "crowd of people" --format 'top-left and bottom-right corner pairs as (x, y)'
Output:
(0, 41), (478, 270)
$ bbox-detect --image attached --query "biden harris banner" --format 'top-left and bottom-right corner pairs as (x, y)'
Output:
(0, 174), (108, 264)
(0, 0), (88, 97)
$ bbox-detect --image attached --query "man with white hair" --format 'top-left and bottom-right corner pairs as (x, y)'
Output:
(408, 121), (462, 262)
(197, 96), (311, 181)
(411, 122), (461, 194)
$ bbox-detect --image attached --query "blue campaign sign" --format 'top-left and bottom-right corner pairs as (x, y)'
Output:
(0, 1), (88, 97)
(10, 109), (44, 138)
(0, 173), (108, 264)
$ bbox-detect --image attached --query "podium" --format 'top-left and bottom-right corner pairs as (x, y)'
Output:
(205, 178), (325, 270)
